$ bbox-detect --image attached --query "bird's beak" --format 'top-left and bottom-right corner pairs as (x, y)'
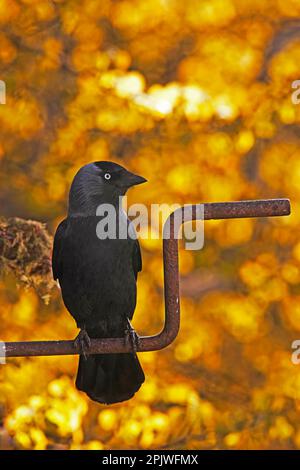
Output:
(123, 171), (147, 188)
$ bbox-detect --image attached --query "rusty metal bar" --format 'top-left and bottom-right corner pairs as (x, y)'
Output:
(3, 198), (290, 358)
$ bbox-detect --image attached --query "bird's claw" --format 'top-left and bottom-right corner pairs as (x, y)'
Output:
(124, 319), (140, 353)
(74, 328), (91, 360)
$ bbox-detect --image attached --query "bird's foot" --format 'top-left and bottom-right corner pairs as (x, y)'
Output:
(124, 319), (140, 353)
(74, 328), (91, 360)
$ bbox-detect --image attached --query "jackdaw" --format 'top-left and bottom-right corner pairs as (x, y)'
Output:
(52, 161), (146, 404)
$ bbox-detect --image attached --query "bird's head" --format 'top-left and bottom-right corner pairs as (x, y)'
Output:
(68, 161), (147, 216)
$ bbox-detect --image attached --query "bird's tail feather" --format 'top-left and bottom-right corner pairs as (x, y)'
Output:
(75, 353), (145, 404)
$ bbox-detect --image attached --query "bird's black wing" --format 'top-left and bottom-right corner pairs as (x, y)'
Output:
(128, 217), (142, 280)
(52, 219), (68, 281)
(132, 238), (142, 281)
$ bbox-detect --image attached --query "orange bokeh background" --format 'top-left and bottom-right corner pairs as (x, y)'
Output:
(1, 0), (300, 450)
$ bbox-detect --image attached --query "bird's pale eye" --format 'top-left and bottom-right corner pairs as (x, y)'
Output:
(104, 173), (111, 180)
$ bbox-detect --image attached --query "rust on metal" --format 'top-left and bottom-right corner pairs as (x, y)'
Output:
(3, 198), (291, 358)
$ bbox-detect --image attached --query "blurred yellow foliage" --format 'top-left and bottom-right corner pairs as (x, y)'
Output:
(0, 0), (300, 451)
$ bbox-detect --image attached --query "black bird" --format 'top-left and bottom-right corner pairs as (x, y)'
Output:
(52, 161), (146, 404)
